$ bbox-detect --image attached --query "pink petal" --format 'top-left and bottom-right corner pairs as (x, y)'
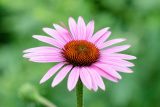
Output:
(77, 16), (86, 40)
(43, 28), (66, 44)
(52, 65), (73, 87)
(104, 53), (137, 60)
(23, 46), (60, 53)
(95, 31), (111, 47)
(100, 54), (132, 61)
(86, 20), (94, 40)
(89, 27), (109, 43)
(101, 45), (131, 54)
(80, 67), (92, 90)
(23, 48), (61, 59)
(91, 77), (98, 91)
(99, 57), (135, 67)
(29, 56), (65, 63)
(40, 63), (65, 84)
(92, 80), (98, 91)
(32, 35), (64, 48)
(110, 65), (133, 73)
(93, 62), (122, 79)
(53, 24), (72, 42)
(68, 17), (77, 40)
(98, 38), (126, 49)
(53, 24), (68, 33)
(87, 67), (105, 91)
(86, 67), (98, 91)
(23, 52), (60, 58)
(91, 66), (119, 82)
(23, 51), (62, 59)
(67, 67), (80, 91)
(110, 59), (134, 67)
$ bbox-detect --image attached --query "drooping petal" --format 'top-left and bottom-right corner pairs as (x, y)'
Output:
(90, 75), (98, 91)
(53, 24), (72, 42)
(91, 66), (119, 82)
(93, 62), (122, 79)
(87, 67), (105, 91)
(100, 53), (135, 62)
(103, 53), (137, 60)
(32, 35), (64, 48)
(101, 45), (131, 54)
(43, 28), (66, 44)
(77, 16), (86, 40)
(80, 67), (92, 90)
(98, 38), (126, 49)
(40, 63), (65, 84)
(110, 59), (134, 67)
(85, 67), (98, 91)
(67, 67), (80, 91)
(89, 27), (109, 43)
(86, 20), (94, 40)
(99, 57), (135, 67)
(68, 17), (77, 40)
(109, 65), (133, 73)
(52, 65), (73, 87)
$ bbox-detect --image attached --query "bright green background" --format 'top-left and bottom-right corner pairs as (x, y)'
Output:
(0, 0), (160, 107)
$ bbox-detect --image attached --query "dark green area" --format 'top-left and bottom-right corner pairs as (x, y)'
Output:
(0, 0), (160, 107)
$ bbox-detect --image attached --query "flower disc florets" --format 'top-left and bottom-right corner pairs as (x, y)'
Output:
(62, 40), (100, 66)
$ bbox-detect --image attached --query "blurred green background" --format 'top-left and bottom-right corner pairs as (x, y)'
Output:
(0, 0), (160, 107)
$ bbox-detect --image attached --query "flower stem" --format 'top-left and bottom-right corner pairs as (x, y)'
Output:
(76, 80), (83, 107)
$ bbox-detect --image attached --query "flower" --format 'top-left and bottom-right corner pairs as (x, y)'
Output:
(23, 16), (136, 91)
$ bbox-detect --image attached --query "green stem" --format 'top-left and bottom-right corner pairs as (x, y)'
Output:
(35, 94), (57, 107)
(76, 80), (83, 107)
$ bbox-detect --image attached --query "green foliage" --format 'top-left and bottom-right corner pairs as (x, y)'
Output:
(0, 0), (160, 107)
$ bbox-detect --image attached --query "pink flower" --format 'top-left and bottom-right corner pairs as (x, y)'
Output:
(23, 16), (136, 91)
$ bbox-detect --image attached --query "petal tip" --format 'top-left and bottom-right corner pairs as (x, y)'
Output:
(78, 16), (85, 23)
(106, 27), (110, 30)
(78, 16), (83, 19)
(133, 56), (137, 59)
(42, 27), (49, 32)
(113, 79), (119, 83)
(127, 45), (131, 48)
(42, 27), (47, 30)
(69, 17), (75, 21)
(68, 88), (73, 92)
(53, 24), (58, 28)
(51, 83), (56, 88)
(101, 87), (106, 91)
(32, 35), (38, 38)
(40, 80), (44, 84)
(93, 88), (98, 92)
(22, 50), (26, 53)
(127, 70), (134, 73)
(22, 54), (28, 58)
(119, 76), (122, 79)
(23, 49), (28, 53)
(40, 77), (48, 84)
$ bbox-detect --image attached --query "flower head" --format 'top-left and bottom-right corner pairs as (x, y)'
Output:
(23, 16), (136, 91)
